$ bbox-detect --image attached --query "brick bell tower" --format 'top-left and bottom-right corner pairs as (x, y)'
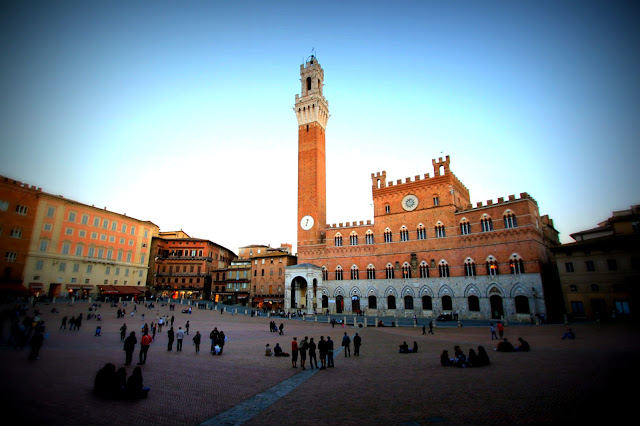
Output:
(295, 55), (329, 252)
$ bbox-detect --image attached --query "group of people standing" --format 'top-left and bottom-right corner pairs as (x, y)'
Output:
(268, 321), (284, 334)
(209, 327), (226, 355)
(269, 332), (362, 370)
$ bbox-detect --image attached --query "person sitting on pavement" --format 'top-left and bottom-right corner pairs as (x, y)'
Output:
(409, 341), (418, 353)
(476, 346), (491, 366)
(440, 350), (454, 366)
(453, 345), (469, 367)
(124, 366), (150, 399)
(468, 348), (480, 366)
(273, 343), (289, 357)
(265, 344), (272, 356)
(399, 341), (409, 353)
(561, 328), (576, 339)
(516, 337), (531, 352)
(496, 338), (516, 352)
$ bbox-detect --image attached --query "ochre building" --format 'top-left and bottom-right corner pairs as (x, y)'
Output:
(285, 57), (561, 321)
(552, 205), (639, 320)
(2, 176), (160, 299)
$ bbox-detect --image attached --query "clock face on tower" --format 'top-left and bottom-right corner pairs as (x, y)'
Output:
(401, 194), (419, 211)
(300, 215), (315, 230)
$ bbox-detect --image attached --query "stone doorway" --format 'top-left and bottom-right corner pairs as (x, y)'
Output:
(490, 295), (504, 319)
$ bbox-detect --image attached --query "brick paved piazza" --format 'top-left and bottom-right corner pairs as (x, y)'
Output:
(1, 302), (637, 425)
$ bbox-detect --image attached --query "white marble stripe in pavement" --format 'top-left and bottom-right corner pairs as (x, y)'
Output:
(200, 342), (349, 426)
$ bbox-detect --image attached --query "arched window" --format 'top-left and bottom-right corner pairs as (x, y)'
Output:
(350, 232), (358, 246)
(460, 218), (471, 235)
(350, 265), (359, 280)
(438, 261), (450, 278)
(384, 228), (393, 243)
(401, 262), (411, 279)
(481, 216), (493, 232)
(387, 295), (396, 309)
(419, 261), (429, 278)
(417, 224), (427, 240)
(365, 230), (374, 244)
(515, 295), (530, 313)
(435, 222), (446, 238)
(335, 266), (343, 281)
(504, 211), (518, 229)
(367, 264), (376, 280)
(385, 264), (395, 279)
(400, 226), (409, 241)
(510, 255), (525, 274)
(404, 295), (414, 310)
(322, 267), (328, 281)
(334, 233), (343, 247)
(368, 295), (377, 309)
(442, 295), (453, 311)
(306, 77), (311, 91)
(464, 258), (476, 277)
(468, 295), (480, 311)
(422, 295), (433, 310)
(486, 257), (499, 276)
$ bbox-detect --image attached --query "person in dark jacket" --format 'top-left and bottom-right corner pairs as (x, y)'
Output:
(167, 327), (174, 351)
(516, 337), (531, 352)
(123, 331), (137, 365)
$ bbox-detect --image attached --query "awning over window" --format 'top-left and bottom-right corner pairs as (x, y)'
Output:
(0, 283), (29, 293)
(98, 285), (119, 294)
(82, 285), (95, 290)
(113, 286), (145, 295)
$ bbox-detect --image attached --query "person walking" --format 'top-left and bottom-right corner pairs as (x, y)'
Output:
(429, 320), (434, 334)
(138, 332), (152, 365)
(120, 323), (127, 342)
(342, 332), (351, 357)
(75, 313), (83, 331)
(60, 316), (67, 330)
(490, 323), (498, 340)
(291, 337), (299, 368)
(353, 332), (361, 356)
(176, 327), (185, 352)
(28, 327), (45, 360)
(279, 323), (284, 335)
(185, 321), (190, 335)
(318, 336), (327, 370)
(123, 331), (137, 365)
(327, 336), (335, 368)
(170, 316), (174, 327)
(193, 331), (201, 354)
(497, 321), (504, 338)
(167, 327), (175, 351)
(308, 337), (318, 368)
(422, 324), (426, 335)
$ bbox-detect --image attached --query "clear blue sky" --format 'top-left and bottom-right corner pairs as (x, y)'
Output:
(1, 0), (639, 253)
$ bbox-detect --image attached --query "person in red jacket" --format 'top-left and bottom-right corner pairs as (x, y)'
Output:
(496, 321), (504, 338)
(138, 333), (152, 365)
(291, 337), (299, 368)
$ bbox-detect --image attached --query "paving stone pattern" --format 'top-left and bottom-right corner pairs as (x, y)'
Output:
(1, 302), (637, 425)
